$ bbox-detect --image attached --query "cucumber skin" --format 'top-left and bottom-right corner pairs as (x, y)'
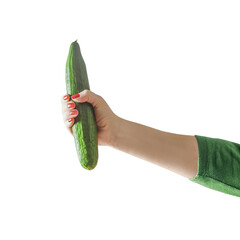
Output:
(65, 41), (98, 170)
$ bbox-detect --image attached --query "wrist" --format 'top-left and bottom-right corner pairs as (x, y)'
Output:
(109, 115), (125, 148)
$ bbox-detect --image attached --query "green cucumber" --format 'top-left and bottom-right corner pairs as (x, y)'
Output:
(65, 40), (98, 170)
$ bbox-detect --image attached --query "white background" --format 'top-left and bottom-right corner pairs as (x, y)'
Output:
(0, 0), (240, 239)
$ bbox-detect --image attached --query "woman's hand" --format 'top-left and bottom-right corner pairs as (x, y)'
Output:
(61, 89), (198, 178)
(61, 89), (120, 146)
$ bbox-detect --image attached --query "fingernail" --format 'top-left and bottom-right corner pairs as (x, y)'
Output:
(70, 110), (78, 116)
(68, 118), (73, 123)
(71, 93), (80, 99)
(63, 95), (69, 101)
(67, 102), (75, 109)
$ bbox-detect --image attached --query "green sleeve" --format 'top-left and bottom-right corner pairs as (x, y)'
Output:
(189, 135), (240, 197)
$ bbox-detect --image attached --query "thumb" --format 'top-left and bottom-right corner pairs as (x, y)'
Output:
(71, 89), (99, 107)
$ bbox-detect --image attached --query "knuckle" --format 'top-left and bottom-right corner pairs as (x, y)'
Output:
(63, 111), (69, 120)
(83, 89), (91, 97)
(62, 104), (68, 112)
(82, 89), (91, 101)
(62, 102), (67, 110)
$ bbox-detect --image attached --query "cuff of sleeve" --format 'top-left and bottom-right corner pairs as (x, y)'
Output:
(189, 135), (240, 198)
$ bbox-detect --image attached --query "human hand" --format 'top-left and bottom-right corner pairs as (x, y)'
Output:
(61, 89), (120, 146)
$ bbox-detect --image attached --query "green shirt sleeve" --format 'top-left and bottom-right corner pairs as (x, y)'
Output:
(189, 135), (240, 197)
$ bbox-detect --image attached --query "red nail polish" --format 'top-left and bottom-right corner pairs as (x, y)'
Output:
(71, 93), (80, 99)
(67, 102), (75, 109)
(70, 110), (78, 115)
(63, 95), (69, 101)
(68, 118), (73, 123)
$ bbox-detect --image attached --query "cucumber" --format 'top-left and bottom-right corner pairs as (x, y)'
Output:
(65, 40), (98, 170)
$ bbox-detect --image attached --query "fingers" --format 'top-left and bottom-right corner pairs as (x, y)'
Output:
(61, 94), (78, 119)
(61, 94), (79, 132)
(61, 90), (100, 134)
(63, 109), (79, 121)
(62, 100), (75, 112)
(71, 89), (99, 107)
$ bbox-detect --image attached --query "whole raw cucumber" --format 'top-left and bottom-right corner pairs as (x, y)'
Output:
(65, 40), (98, 170)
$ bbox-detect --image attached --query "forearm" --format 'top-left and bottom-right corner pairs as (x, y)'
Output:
(111, 117), (199, 179)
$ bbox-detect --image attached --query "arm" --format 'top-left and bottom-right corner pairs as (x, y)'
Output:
(62, 90), (198, 179)
(111, 117), (199, 179)
(62, 89), (240, 197)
